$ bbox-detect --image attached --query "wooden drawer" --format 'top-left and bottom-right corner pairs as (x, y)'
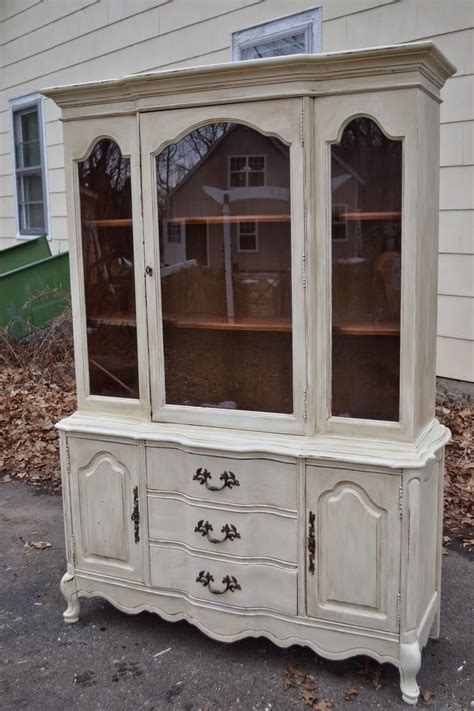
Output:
(148, 495), (297, 563)
(149, 545), (297, 614)
(146, 446), (297, 510)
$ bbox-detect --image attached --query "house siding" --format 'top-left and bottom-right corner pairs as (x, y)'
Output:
(0, 0), (472, 381)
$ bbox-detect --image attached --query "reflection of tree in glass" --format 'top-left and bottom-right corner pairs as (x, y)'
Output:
(333, 118), (401, 214)
(156, 123), (232, 200)
(79, 139), (131, 219)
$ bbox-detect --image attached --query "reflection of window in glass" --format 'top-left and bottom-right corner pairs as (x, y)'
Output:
(10, 94), (48, 236)
(238, 221), (258, 252)
(332, 204), (348, 242)
(331, 117), (402, 422)
(156, 123), (292, 414)
(78, 138), (139, 399)
(167, 222), (182, 243)
(229, 155), (265, 187)
(231, 8), (321, 61)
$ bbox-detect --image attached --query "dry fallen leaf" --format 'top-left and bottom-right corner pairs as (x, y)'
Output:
(313, 701), (333, 711)
(21, 538), (51, 551)
(284, 666), (333, 711)
(422, 689), (434, 705)
(346, 683), (359, 700)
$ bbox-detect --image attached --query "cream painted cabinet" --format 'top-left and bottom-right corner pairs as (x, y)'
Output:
(306, 466), (401, 632)
(66, 437), (144, 582)
(44, 42), (455, 706)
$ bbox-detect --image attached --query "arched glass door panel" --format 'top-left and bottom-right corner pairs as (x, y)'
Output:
(156, 122), (293, 414)
(78, 138), (139, 398)
(331, 117), (402, 421)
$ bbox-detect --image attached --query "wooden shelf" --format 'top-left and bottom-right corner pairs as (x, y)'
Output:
(84, 219), (132, 227)
(166, 214), (290, 225)
(333, 318), (400, 336)
(336, 211), (401, 221)
(163, 314), (292, 332)
(88, 314), (136, 327)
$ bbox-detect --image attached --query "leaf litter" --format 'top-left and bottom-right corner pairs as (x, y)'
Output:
(284, 666), (333, 709)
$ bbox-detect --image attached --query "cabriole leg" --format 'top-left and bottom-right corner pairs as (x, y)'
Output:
(60, 572), (80, 623)
(399, 642), (421, 705)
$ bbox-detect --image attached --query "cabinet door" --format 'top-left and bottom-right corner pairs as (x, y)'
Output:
(68, 437), (143, 581)
(306, 465), (401, 631)
(140, 99), (306, 435)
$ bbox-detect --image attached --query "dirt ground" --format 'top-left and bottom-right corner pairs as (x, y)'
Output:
(0, 479), (472, 711)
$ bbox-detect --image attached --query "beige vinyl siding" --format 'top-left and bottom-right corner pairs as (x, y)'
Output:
(0, 0), (473, 381)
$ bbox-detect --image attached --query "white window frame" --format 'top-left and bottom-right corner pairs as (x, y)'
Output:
(9, 93), (50, 240)
(228, 154), (266, 188)
(237, 220), (259, 253)
(231, 7), (321, 61)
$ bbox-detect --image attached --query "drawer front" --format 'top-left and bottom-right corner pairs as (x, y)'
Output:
(146, 447), (297, 509)
(150, 545), (297, 614)
(148, 496), (297, 563)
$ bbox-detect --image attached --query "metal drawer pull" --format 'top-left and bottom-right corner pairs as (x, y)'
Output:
(193, 467), (240, 491)
(196, 570), (241, 595)
(194, 520), (241, 543)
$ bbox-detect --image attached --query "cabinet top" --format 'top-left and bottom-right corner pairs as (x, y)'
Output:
(42, 41), (455, 116)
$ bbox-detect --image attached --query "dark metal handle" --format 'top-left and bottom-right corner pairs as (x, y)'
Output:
(193, 468), (240, 492)
(196, 570), (241, 595)
(131, 486), (140, 543)
(308, 510), (315, 574)
(194, 520), (241, 544)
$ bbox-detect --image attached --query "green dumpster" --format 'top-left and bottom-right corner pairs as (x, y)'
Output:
(0, 248), (70, 339)
(0, 235), (51, 274)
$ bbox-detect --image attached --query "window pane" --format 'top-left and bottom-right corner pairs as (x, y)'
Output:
(22, 140), (41, 168)
(331, 117), (402, 421)
(23, 173), (43, 202)
(240, 33), (306, 60)
(17, 174), (45, 231)
(15, 110), (41, 168)
(21, 111), (39, 142)
(156, 122), (293, 414)
(27, 203), (44, 230)
(78, 139), (139, 398)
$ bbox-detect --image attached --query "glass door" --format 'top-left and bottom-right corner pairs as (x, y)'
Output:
(140, 101), (306, 433)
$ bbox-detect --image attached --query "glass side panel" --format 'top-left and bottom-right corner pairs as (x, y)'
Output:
(331, 117), (402, 421)
(156, 122), (293, 414)
(78, 138), (139, 398)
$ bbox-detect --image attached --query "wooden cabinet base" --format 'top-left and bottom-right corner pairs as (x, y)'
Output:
(58, 424), (447, 706)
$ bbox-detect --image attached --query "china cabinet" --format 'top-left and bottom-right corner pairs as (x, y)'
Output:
(43, 42), (455, 705)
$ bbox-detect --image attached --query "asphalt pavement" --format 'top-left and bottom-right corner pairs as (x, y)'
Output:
(0, 480), (472, 710)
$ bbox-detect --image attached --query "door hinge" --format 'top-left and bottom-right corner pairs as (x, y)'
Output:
(71, 534), (76, 566)
(65, 443), (71, 476)
(131, 486), (140, 543)
(308, 511), (316, 574)
(303, 388), (308, 422)
(397, 592), (401, 624)
(300, 98), (304, 145)
(399, 484), (403, 518)
(302, 252), (307, 289)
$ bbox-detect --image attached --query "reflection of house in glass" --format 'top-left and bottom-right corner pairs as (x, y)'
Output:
(159, 124), (290, 274)
(156, 123), (293, 413)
